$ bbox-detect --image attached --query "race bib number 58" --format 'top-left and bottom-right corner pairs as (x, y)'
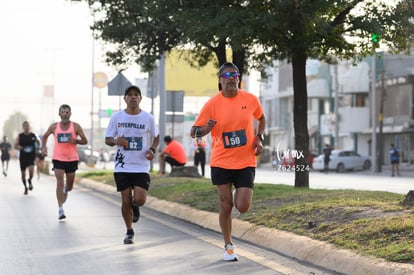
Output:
(222, 130), (247, 149)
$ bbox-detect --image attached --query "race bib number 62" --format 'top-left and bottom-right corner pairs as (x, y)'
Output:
(222, 130), (247, 149)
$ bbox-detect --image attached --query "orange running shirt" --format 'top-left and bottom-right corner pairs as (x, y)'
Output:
(193, 90), (264, 169)
(164, 140), (187, 164)
(52, 122), (79, 161)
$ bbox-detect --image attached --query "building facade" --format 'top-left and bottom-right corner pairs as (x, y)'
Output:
(260, 51), (414, 165)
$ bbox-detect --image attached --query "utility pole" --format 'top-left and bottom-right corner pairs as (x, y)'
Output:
(159, 54), (166, 148)
(371, 53), (378, 172)
(377, 69), (386, 172)
(89, 30), (95, 167)
(334, 63), (340, 149)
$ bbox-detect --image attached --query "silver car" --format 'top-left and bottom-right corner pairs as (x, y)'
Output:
(312, 149), (371, 172)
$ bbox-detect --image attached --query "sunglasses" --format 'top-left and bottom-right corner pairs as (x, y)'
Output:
(220, 72), (240, 79)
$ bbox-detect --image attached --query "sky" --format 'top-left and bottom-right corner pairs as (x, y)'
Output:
(0, 0), (144, 136)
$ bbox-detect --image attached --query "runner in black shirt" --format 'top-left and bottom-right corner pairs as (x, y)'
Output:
(0, 136), (12, 177)
(15, 121), (39, 195)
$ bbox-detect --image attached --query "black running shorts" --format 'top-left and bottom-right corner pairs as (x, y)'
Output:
(210, 167), (255, 189)
(52, 160), (78, 173)
(114, 172), (150, 192)
(19, 157), (35, 171)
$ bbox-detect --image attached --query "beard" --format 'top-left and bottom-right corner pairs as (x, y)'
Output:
(225, 83), (238, 92)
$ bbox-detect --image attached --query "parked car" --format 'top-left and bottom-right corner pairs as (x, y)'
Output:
(77, 145), (99, 165)
(308, 151), (319, 168)
(312, 149), (371, 172)
(269, 149), (317, 169)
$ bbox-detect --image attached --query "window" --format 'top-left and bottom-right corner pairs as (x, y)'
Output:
(353, 93), (368, 107)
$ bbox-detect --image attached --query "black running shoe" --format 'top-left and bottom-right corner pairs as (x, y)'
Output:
(28, 179), (33, 191)
(123, 233), (134, 244)
(24, 188), (28, 195)
(132, 203), (140, 223)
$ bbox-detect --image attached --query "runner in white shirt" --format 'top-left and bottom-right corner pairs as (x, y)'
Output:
(105, 85), (160, 244)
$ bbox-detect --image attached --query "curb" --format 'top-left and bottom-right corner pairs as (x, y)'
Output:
(77, 178), (414, 275)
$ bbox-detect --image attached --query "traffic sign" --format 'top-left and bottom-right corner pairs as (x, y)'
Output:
(94, 72), (108, 89)
(108, 72), (133, 96)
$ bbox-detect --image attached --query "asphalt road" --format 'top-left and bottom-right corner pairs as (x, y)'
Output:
(0, 159), (333, 275)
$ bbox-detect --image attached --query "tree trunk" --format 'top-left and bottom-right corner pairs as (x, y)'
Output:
(213, 40), (227, 67)
(232, 49), (246, 86)
(292, 51), (310, 188)
(213, 45), (247, 89)
(213, 41), (227, 90)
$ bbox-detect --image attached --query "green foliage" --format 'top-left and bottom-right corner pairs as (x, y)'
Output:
(2, 112), (28, 140)
(76, 0), (277, 74)
(85, 0), (183, 71)
(256, 0), (414, 60)
(77, 0), (414, 82)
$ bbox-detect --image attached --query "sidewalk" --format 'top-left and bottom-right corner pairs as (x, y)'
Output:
(372, 163), (414, 177)
(258, 161), (414, 177)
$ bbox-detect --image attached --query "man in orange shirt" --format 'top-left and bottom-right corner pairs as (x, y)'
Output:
(159, 135), (187, 174)
(190, 62), (266, 261)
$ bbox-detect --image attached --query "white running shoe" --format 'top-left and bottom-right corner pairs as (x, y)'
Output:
(123, 232), (134, 244)
(58, 208), (66, 220)
(223, 244), (238, 261)
(231, 189), (240, 219)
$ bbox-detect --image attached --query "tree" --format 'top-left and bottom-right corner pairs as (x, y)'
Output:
(83, 0), (181, 72)
(3, 112), (28, 141)
(78, 0), (414, 188)
(251, 0), (414, 187)
(172, 1), (266, 79)
(75, 0), (265, 81)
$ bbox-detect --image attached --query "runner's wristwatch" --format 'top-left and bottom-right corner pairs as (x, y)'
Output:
(257, 134), (264, 142)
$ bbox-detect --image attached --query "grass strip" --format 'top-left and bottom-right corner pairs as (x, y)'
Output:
(78, 171), (414, 263)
